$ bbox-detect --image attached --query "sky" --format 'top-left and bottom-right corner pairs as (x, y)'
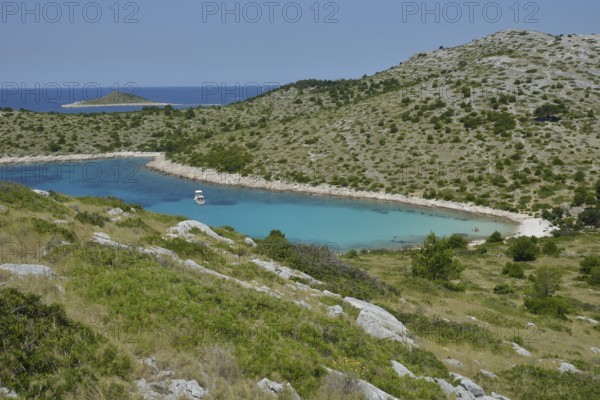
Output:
(2, 0), (600, 87)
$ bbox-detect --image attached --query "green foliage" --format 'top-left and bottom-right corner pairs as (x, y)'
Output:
(496, 365), (600, 400)
(532, 266), (563, 297)
(578, 207), (600, 228)
(493, 283), (515, 295)
(502, 262), (525, 279)
(201, 144), (253, 173)
(534, 101), (568, 122)
(116, 217), (150, 230)
(257, 230), (398, 300)
(411, 233), (463, 281)
(508, 236), (539, 262)
(486, 231), (504, 244)
(580, 255), (600, 274)
(0, 182), (67, 215)
(447, 234), (468, 250)
(541, 240), (561, 257)
(30, 218), (77, 242)
(0, 288), (132, 399)
(75, 211), (110, 227)
(524, 296), (572, 319)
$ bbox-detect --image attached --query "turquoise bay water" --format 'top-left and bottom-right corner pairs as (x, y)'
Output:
(1, 158), (516, 250)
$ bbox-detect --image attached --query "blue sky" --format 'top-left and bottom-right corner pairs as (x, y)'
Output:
(3, 0), (599, 87)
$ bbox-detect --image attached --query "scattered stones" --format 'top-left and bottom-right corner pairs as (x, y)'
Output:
(511, 342), (531, 357)
(479, 369), (498, 380)
(391, 361), (416, 378)
(244, 237), (257, 247)
(490, 393), (511, 400)
(590, 347), (600, 355)
(327, 305), (344, 317)
(527, 322), (536, 328)
(326, 369), (399, 400)
(257, 378), (301, 400)
(166, 220), (234, 245)
(344, 297), (415, 346)
(576, 316), (599, 325)
(450, 373), (485, 397)
(0, 264), (56, 277)
(558, 362), (581, 374)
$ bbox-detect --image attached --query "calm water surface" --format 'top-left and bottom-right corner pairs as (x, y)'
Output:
(1, 158), (516, 250)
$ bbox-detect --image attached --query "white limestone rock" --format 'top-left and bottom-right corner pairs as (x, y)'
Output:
(511, 342), (531, 357)
(480, 369), (499, 379)
(450, 373), (485, 397)
(558, 362), (581, 374)
(327, 305), (344, 317)
(257, 378), (301, 400)
(0, 264), (56, 277)
(391, 361), (416, 378)
(344, 297), (415, 346)
(166, 220), (234, 245)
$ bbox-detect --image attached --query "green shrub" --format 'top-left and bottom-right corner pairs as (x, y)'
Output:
(257, 230), (397, 300)
(494, 283), (515, 295)
(0, 288), (132, 399)
(447, 234), (469, 250)
(508, 236), (539, 262)
(579, 255), (600, 274)
(412, 233), (464, 281)
(75, 211), (110, 227)
(486, 231), (504, 243)
(30, 218), (77, 242)
(502, 262), (526, 278)
(542, 240), (561, 257)
(524, 296), (572, 319)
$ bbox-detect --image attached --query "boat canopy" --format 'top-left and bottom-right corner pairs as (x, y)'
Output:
(195, 190), (203, 194)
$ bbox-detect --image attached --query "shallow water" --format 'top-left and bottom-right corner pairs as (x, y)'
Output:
(1, 158), (516, 250)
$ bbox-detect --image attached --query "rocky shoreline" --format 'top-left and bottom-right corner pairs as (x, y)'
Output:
(0, 151), (554, 238)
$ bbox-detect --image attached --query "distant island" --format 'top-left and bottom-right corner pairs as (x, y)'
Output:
(62, 91), (177, 108)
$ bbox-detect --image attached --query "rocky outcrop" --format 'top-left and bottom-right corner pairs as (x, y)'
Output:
(257, 378), (301, 400)
(0, 264), (56, 277)
(251, 259), (323, 286)
(391, 361), (416, 378)
(166, 220), (234, 245)
(558, 362), (581, 373)
(444, 358), (463, 367)
(576, 316), (599, 325)
(326, 369), (399, 400)
(244, 237), (257, 247)
(450, 373), (485, 397)
(510, 342), (531, 357)
(479, 369), (498, 380)
(327, 305), (344, 317)
(344, 297), (415, 346)
(136, 378), (207, 400)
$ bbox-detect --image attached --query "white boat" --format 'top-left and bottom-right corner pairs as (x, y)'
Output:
(194, 190), (206, 205)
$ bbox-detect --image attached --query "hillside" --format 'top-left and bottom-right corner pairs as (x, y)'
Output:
(1, 183), (600, 399)
(1, 29), (599, 219)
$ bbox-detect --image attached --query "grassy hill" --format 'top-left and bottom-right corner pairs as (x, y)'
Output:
(1, 183), (600, 399)
(1, 29), (599, 216)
